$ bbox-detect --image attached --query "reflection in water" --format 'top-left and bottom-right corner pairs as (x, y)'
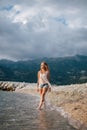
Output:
(0, 91), (76, 130)
(37, 109), (76, 130)
(38, 110), (49, 130)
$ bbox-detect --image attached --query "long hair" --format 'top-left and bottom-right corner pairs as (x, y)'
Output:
(40, 61), (49, 72)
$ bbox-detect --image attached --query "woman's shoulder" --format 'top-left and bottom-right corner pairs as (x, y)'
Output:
(46, 70), (50, 74)
(38, 70), (49, 74)
(38, 70), (41, 74)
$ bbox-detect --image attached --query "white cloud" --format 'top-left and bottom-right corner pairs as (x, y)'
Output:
(0, 0), (87, 60)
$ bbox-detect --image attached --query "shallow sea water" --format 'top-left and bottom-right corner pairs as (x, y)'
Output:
(0, 91), (76, 130)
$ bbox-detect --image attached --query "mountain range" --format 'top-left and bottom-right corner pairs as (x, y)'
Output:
(0, 55), (87, 85)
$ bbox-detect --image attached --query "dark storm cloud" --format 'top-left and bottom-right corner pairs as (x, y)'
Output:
(0, 0), (87, 60)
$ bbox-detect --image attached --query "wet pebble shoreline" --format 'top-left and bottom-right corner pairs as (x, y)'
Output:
(0, 81), (87, 129)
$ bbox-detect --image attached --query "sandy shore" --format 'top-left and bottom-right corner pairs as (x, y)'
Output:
(0, 81), (87, 129)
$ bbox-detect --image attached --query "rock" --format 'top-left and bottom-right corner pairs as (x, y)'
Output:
(0, 81), (15, 91)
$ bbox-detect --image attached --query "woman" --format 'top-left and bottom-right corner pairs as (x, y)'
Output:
(37, 61), (51, 110)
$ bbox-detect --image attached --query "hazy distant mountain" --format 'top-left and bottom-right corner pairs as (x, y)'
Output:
(0, 55), (87, 85)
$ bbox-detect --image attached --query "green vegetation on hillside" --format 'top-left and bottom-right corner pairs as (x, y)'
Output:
(0, 55), (87, 85)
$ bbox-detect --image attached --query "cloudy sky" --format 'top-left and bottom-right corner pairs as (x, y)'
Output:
(0, 0), (87, 60)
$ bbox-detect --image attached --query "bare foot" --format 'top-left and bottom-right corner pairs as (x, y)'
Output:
(37, 107), (43, 110)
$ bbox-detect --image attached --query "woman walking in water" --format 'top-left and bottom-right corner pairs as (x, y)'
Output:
(37, 62), (51, 110)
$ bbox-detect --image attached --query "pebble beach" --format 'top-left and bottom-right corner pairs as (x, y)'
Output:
(0, 81), (87, 129)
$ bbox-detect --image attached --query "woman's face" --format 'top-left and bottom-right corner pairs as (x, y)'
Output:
(40, 62), (45, 70)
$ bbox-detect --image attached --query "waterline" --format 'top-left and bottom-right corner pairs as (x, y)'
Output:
(0, 91), (76, 130)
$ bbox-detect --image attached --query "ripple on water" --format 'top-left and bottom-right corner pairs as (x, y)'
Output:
(0, 91), (76, 130)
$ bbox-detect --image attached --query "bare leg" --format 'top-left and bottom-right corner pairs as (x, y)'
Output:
(37, 88), (42, 110)
(38, 93), (45, 110)
(38, 88), (48, 110)
(43, 99), (46, 109)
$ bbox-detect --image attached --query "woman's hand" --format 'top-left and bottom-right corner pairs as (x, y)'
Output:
(37, 82), (39, 92)
(37, 87), (39, 92)
(48, 87), (51, 92)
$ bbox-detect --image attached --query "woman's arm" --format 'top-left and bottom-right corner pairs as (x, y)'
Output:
(47, 71), (51, 91)
(37, 71), (40, 92)
(47, 71), (50, 81)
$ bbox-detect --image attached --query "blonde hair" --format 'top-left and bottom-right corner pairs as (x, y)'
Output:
(40, 61), (49, 71)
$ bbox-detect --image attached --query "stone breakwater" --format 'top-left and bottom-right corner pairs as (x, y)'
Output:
(0, 81), (87, 129)
(0, 81), (36, 91)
